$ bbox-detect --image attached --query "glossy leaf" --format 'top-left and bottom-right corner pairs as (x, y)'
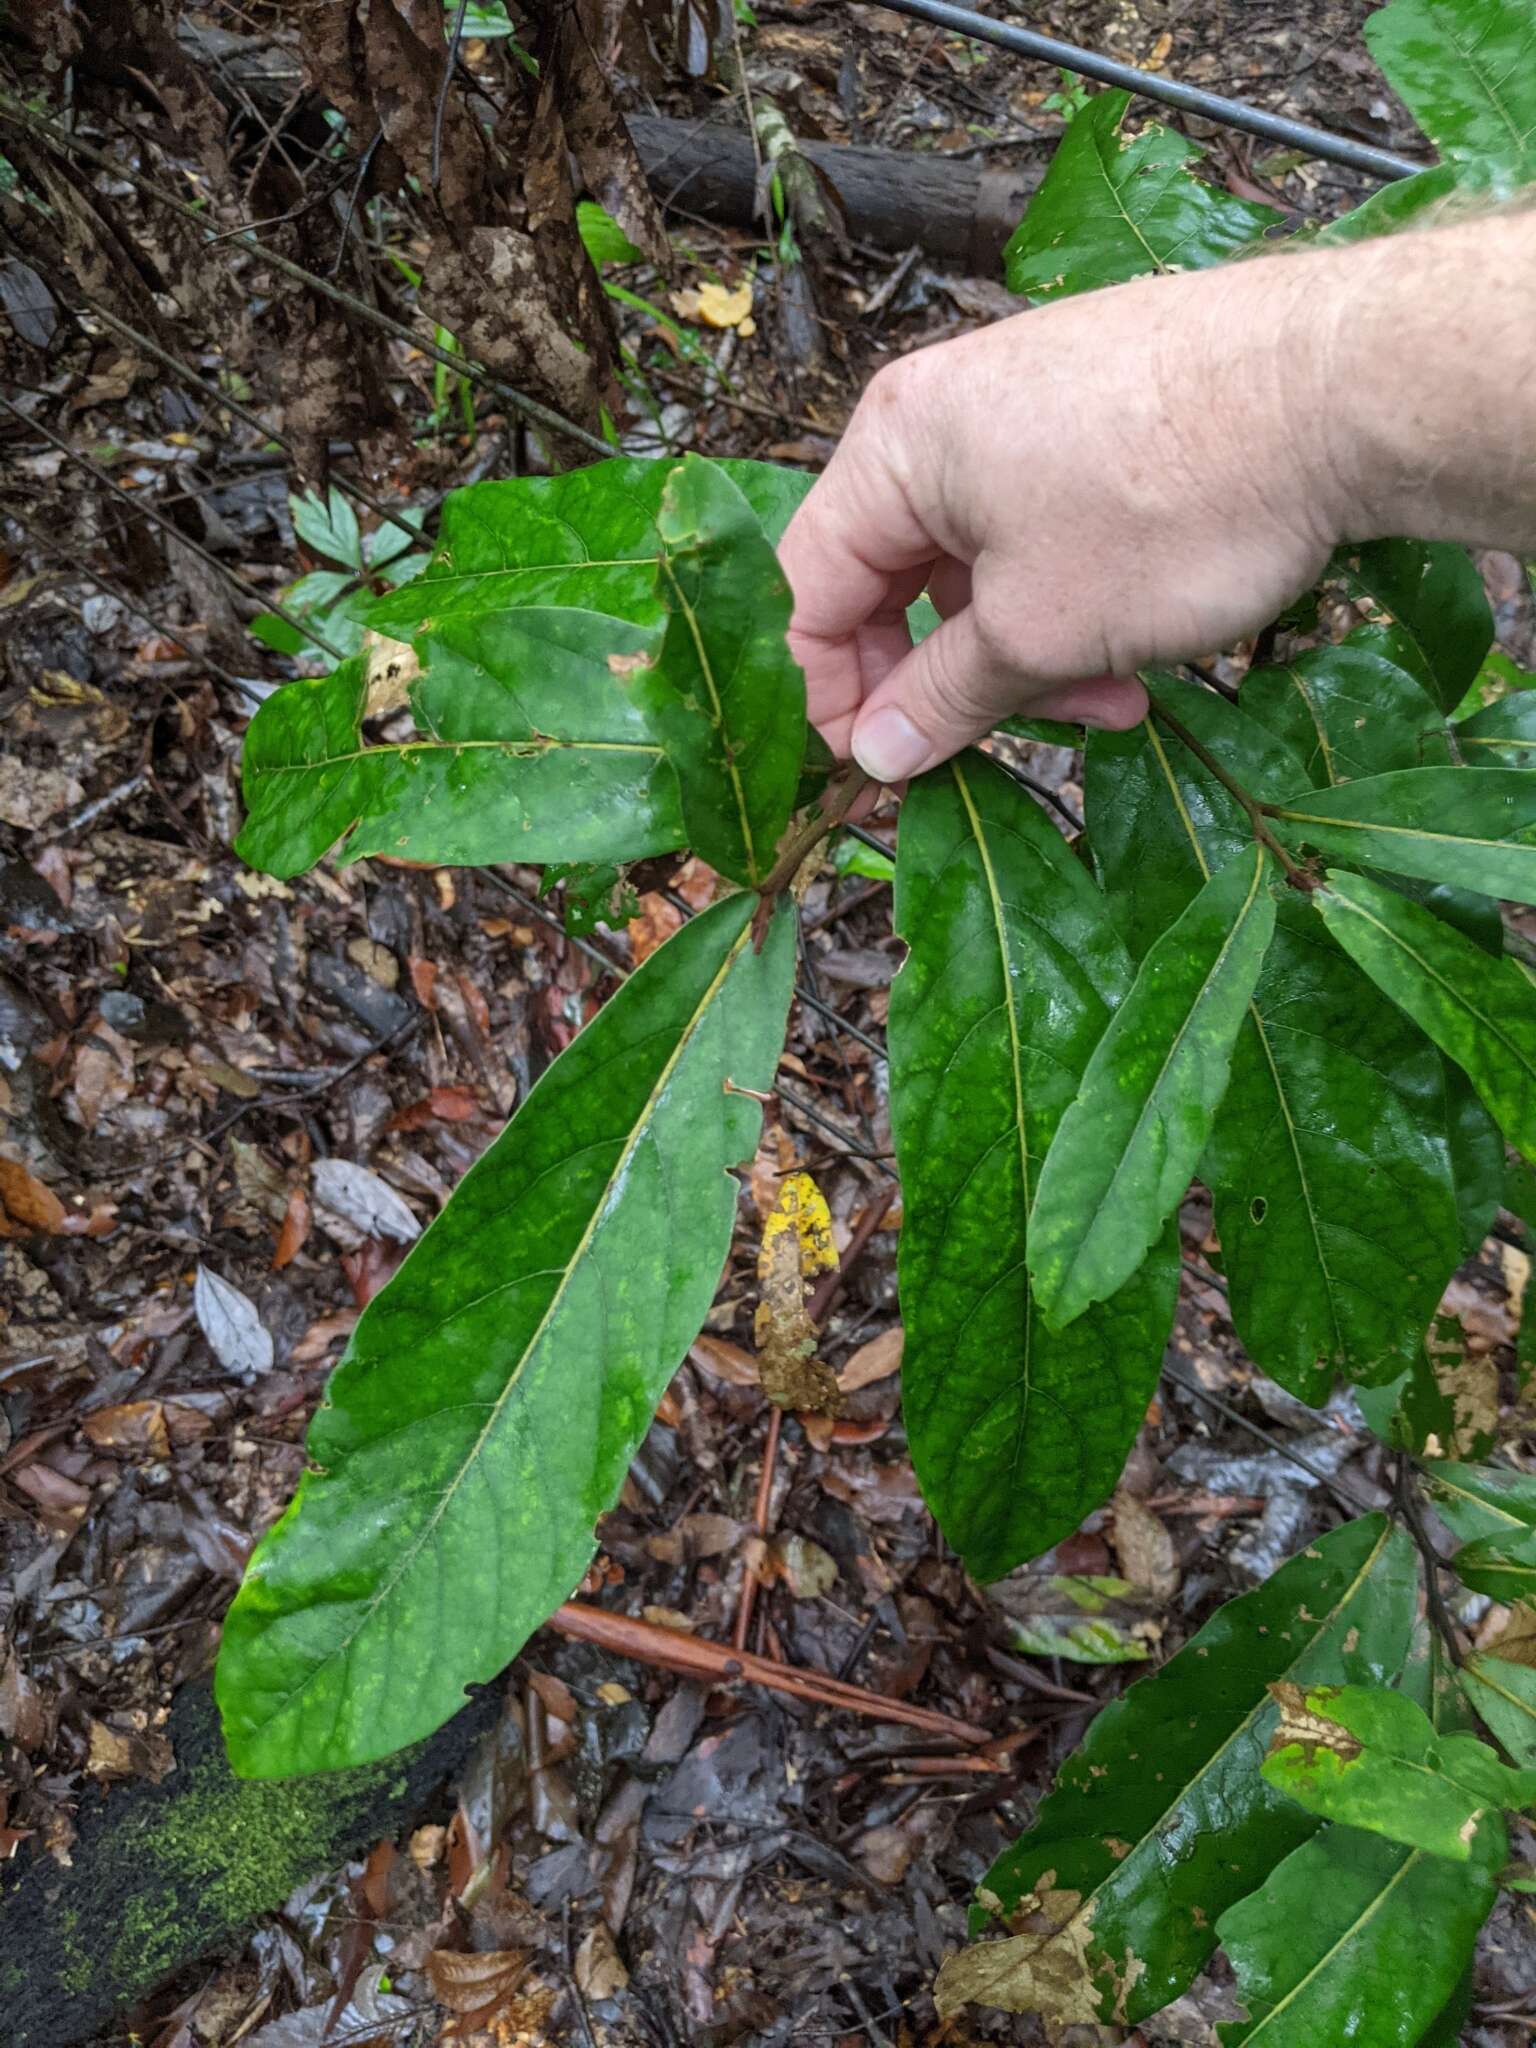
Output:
(1239, 625), (1447, 787)
(1423, 1458), (1536, 1543)
(1218, 1643), (1500, 2047)
(889, 752), (1178, 1579)
(1452, 1526), (1536, 1601)
(1217, 1818), (1500, 2047)
(1261, 1680), (1535, 1858)
(1363, 0), (1536, 194)
(1272, 767), (1536, 904)
(1461, 1653), (1536, 1766)
(629, 456), (805, 885)
(1318, 868), (1536, 1158)
(1088, 691), (1465, 1398)
(1458, 688), (1536, 766)
(937, 1516), (1416, 2026)
(1029, 845), (1277, 1330)
(216, 892), (796, 1776)
(1321, 160), (1462, 243)
(1004, 89), (1280, 300)
(236, 639), (685, 879)
(1337, 538), (1494, 715)
(1355, 1311), (1497, 1459)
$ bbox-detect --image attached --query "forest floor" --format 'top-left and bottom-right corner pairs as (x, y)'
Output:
(3, 0), (1536, 2043)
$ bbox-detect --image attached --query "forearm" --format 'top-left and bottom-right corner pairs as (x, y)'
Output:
(1310, 208), (1536, 554)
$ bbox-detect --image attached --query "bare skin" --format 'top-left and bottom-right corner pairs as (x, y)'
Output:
(778, 210), (1536, 785)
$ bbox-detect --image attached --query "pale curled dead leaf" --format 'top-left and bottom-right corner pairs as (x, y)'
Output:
(193, 1265), (274, 1381)
(574, 1921), (629, 2000)
(839, 1325), (903, 1393)
(933, 1878), (1112, 2024)
(311, 1157), (422, 1245)
(1110, 1490), (1179, 1601)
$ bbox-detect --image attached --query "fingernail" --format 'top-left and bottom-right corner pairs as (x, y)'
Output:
(852, 707), (933, 785)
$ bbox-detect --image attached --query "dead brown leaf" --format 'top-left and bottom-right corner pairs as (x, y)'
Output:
(838, 1325), (903, 1393)
(574, 1920), (629, 2000)
(86, 1718), (175, 1784)
(1111, 1490), (1179, 1601)
(82, 1400), (172, 1459)
(0, 1156), (66, 1235)
(688, 1334), (760, 1387)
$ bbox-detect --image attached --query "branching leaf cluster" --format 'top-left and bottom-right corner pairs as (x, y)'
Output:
(219, 1), (1536, 2040)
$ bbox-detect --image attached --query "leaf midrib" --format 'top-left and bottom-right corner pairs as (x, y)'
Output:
(1238, 1843), (1420, 2042)
(659, 552), (761, 882)
(253, 735), (664, 776)
(1058, 844), (1268, 1306)
(254, 911), (755, 1741)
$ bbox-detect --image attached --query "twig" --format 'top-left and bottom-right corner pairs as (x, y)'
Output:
(1151, 699), (1307, 882)
(1395, 1451), (1464, 1666)
(548, 1602), (991, 1744)
(733, 1403), (783, 1654)
(808, 1188), (896, 1323)
(433, 3), (470, 198)
(752, 763), (873, 947)
(1161, 1360), (1375, 1514)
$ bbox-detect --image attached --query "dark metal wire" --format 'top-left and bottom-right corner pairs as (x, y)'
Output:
(865, 0), (1426, 182)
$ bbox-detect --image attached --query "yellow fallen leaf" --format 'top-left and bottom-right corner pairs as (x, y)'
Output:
(670, 278), (755, 329)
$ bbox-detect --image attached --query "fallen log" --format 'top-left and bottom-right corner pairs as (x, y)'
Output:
(627, 113), (1042, 270)
(0, 1680), (499, 2048)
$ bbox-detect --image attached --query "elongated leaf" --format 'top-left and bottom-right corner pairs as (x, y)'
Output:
(1239, 626), (1446, 787)
(1262, 1680), (1535, 1858)
(1088, 694), (1465, 1397)
(1217, 1816), (1500, 2047)
(1364, 0), (1536, 193)
(1356, 1310), (1497, 1458)
(236, 639), (684, 879)
(889, 752), (1178, 1579)
(1461, 1653), (1536, 1765)
(1423, 1457), (1536, 1542)
(1004, 89), (1280, 300)
(1337, 539), (1494, 715)
(1219, 1647), (1501, 2047)
(1452, 1525), (1536, 1601)
(1318, 868), (1536, 1157)
(938, 1516), (1416, 2025)
(216, 892), (796, 1776)
(1273, 768), (1536, 904)
(1459, 689), (1536, 765)
(1321, 160), (1462, 243)
(629, 456), (805, 885)
(1029, 845), (1276, 1329)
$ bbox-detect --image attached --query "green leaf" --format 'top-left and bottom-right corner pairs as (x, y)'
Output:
(1239, 625), (1447, 787)
(1317, 868), (1536, 1158)
(1003, 89), (1281, 300)
(1028, 845), (1277, 1330)
(1088, 693), (1465, 1398)
(1219, 1820), (1501, 2045)
(1461, 1653), (1536, 1766)
(236, 634), (685, 879)
(1357, 1311), (1497, 1458)
(1363, 0), (1536, 194)
(889, 752), (1178, 1579)
(630, 454), (806, 886)
(1443, 1055), (1504, 1254)
(539, 860), (638, 937)
(1320, 160), (1462, 243)
(1262, 1680), (1535, 1859)
(577, 198), (645, 268)
(1337, 539), (1494, 715)
(215, 892), (796, 1775)
(291, 486), (363, 572)
(1423, 1458), (1536, 1543)
(1458, 688), (1536, 766)
(1002, 1575), (1157, 1665)
(1452, 1526), (1536, 1601)
(1219, 1645), (1502, 2048)
(939, 1516), (1416, 2026)
(1272, 767), (1536, 904)
(830, 829), (893, 882)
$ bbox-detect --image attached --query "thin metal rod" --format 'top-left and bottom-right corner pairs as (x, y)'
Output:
(866, 0), (1425, 183)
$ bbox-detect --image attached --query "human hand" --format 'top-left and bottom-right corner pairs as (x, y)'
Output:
(779, 251), (1353, 784)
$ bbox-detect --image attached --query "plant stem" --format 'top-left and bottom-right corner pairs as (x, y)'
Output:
(1150, 700), (1308, 882)
(1394, 1451), (1464, 1667)
(751, 761), (873, 947)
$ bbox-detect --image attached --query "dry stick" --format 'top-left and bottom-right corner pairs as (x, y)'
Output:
(1, 504), (261, 699)
(0, 394), (349, 661)
(1161, 1360), (1376, 1515)
(1394, 1449), (1465, 1666)
(69, 292), (426, 531)
(548, 1601), (991, 1745)
(0, 97), (613, 461)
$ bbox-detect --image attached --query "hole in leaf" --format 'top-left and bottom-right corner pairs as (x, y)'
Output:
(1250, 1197), (1267, 1224)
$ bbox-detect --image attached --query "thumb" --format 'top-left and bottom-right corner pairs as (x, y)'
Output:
(850, 611), (1150, 783)
(849, 609), (1006, 784)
